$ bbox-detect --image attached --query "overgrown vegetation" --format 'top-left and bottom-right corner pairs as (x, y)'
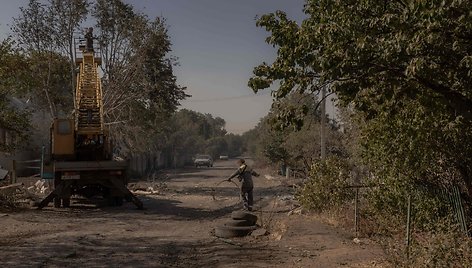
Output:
(297, 156), (353, 212)
(243, 92), (344, 172)
(250, 0), (472, 265)
(0, 39), (33, 151)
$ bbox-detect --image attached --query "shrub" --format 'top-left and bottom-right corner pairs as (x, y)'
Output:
(385, 219), (472, 268)
(297, 156), (353, 212)
(408, 232), (472, 268)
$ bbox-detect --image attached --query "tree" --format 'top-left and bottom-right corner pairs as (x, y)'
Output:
(242, 91), (344, 171)
(160, 109), (229, 167)
(92, 0), (188, 154)
(12, 0), (88, 117)
(224, 133), (243, 157)
(249, 1), (472, 197)
(10, 0), (188, 156)
(0, 39), (31, 151)
(49, 0), (89, 97)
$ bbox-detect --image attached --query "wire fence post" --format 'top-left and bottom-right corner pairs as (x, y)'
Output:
(406, 194), (412, 263)
(452, 186), (469, 237)
(354, 187), (359, 238)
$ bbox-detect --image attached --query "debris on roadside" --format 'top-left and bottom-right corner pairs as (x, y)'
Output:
(0, 183), (24, 195)
(129, 181), (167, 195)
(1, 180), (48, 209)
(272, 233), (283, 241)
(1, 183), (24, 210)
(278, 194), (295, 201)
(281, 178), (304, 188)
(287, 207), (304, 216)
(132, 187), (160, 195)
(27, 179), (49, 194)
(251, 228), (268, 238)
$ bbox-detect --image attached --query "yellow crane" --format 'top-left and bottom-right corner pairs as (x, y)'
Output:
(38, 30), (143, 209)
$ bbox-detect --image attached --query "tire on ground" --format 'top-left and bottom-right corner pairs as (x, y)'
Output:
(214, 225), (257, 238)
(223, 219), (255, 227)
(231, 211), (258, 224)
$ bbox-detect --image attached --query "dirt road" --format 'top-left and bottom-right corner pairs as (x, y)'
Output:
(0, 159), (386, 267)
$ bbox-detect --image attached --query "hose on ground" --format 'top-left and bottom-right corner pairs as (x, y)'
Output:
(211, 179), (240, 201)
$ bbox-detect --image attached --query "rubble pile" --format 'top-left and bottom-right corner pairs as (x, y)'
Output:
(27, 179), (50, 194)
(0, 179), (51, 209)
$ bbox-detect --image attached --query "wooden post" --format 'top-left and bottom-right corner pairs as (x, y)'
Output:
(11, 160), (17, 184)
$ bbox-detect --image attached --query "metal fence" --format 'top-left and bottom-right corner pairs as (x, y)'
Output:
(10, 146), (50, 183)
(348, 184), (470, 261)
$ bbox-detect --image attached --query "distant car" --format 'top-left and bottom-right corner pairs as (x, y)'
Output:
(194, 155), (213, 167)
(219, 155), (229, 160)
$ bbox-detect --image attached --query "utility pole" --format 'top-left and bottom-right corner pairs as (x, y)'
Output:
(320, 85), (327, 160)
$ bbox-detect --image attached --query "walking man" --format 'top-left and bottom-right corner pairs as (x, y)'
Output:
(227, 159), (259, 211)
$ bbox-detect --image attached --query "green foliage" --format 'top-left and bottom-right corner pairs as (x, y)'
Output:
(224, 134), (244, 157)
(364, 178), (455, 235)
(251, 0), (472, 211)
(9, 0), (188, 156)
(26, 51), (73, 112)
(0, 39), (32, 151)
(251, 4), (472, 265)
(0, 39), (31, 96)
(361, 95), (472, 187)
(92, 0), (188, 154)
(0, 98), (31, 152)
(12, 0), (86, 116)
(243, 91), (345, 170)
(297, 156), (353, 212)
(0, 36), (72, 152)
(159, 109), (234, 166)
(385, 220), (472, 268)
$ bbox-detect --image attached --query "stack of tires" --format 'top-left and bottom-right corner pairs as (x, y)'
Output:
(214, 211), (258, 238)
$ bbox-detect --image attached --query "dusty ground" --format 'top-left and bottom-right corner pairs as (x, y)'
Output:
(0, 159), (387, 267)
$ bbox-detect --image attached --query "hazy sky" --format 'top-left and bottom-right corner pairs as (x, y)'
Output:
(0, 0), (336, 134)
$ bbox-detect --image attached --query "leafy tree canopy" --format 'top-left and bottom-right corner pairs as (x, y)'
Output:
(8, 0), (188, 155)
(250, 1), (472, 196)
(0, 39), (32, 151)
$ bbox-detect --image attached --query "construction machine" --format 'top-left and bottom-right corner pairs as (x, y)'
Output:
(38, 31), (143, 209)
